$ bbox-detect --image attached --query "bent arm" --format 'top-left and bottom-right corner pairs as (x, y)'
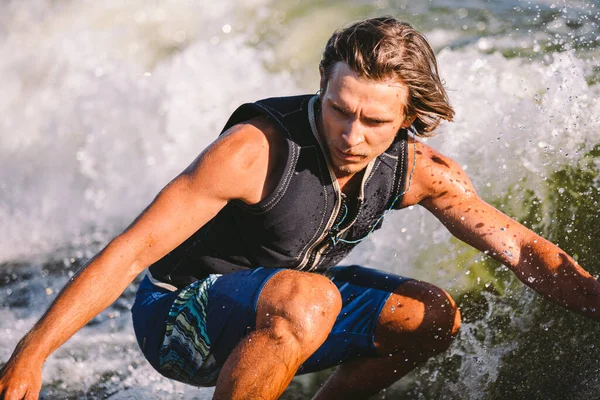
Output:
(9, 169), (230, 365)
(415, 145), (600, 321)
(0, 117), (280, 398)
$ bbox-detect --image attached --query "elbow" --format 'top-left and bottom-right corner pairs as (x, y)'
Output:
(129, 258), (148, 278)
(105, 234), (150, 278)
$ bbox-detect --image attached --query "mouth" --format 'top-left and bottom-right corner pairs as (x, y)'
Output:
(334, 147), (367, 162)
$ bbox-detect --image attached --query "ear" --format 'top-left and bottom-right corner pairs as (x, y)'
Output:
(401, 113), (417, 129)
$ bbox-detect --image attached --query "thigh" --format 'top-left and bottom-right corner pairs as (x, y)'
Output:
(297, 265), (412, 375)
(206, 267), (285, 365)
(143, 267), (284, 386)
(133, 268), (286, 386)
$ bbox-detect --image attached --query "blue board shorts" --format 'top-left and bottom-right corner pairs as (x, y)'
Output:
(131, 265), (411, 386)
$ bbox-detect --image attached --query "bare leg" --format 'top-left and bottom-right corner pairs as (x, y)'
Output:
(313, 280), (461, 400)
(213, 270), (342, 400)
(212, 324), (302, 400)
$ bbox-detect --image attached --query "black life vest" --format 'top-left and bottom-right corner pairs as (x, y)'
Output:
(149, 94), (409, 288)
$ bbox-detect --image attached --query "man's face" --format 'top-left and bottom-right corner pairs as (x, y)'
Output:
(319, 62), (413, 178)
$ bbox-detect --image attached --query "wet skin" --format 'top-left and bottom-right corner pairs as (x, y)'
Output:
(2, 61), (600, 400)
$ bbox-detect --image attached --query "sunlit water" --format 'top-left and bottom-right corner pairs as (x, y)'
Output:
(1, 0), (599, 398)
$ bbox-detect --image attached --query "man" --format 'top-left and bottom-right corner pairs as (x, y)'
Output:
(1, 16), (599, 400)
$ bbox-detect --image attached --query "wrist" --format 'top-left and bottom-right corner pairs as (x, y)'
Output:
(12, 334), (49, 367)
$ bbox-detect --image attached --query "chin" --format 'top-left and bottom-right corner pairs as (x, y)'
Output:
(336, 162), (365, 176)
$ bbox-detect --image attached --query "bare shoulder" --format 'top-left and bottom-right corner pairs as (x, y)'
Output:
(186, 115), (287, 205)
(397, 137), (478, 209)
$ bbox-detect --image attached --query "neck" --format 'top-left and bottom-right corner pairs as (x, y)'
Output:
(338, 170), (364, 196)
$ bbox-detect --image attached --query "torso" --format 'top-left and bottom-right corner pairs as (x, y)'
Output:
(149, 95), (420, 285)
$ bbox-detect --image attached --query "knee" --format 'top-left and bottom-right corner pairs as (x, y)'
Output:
(377, 281), (461, 354)
(409, 282), (461, 346)
(257, 270), (342, 353)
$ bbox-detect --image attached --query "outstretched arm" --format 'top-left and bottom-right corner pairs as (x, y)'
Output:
(0, 117), (282, 399)
(411, 142), (600, 321)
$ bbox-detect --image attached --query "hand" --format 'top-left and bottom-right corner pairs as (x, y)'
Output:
(0, 358), (43, 400)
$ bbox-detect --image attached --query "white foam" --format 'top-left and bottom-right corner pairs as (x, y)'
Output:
(0, 0), (297, 264)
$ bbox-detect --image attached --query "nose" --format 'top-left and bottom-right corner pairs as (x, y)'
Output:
(341, 119), (365, 149)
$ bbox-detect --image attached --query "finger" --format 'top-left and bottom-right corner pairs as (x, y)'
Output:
(24, 390), (38, 400)
(3, 387), (25, 400)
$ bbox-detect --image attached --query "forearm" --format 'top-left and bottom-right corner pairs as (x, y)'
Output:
(10, 236), (142, 365)
(513, 237), (600, 320)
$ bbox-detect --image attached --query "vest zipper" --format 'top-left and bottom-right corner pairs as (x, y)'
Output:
(307, 168), (371, 271)
(332, 160), (374, 240)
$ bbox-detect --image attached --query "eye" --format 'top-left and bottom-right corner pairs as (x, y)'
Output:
(364, 119), (387, 127)
(331, 105), (348, 115)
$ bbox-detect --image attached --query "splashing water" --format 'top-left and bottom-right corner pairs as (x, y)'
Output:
(1, 0), (599, 398)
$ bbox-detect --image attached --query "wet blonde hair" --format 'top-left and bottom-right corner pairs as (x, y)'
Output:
(320, 16), (454, 136)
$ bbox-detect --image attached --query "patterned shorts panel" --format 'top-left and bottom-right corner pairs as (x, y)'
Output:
(158, 274), (221, 386)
